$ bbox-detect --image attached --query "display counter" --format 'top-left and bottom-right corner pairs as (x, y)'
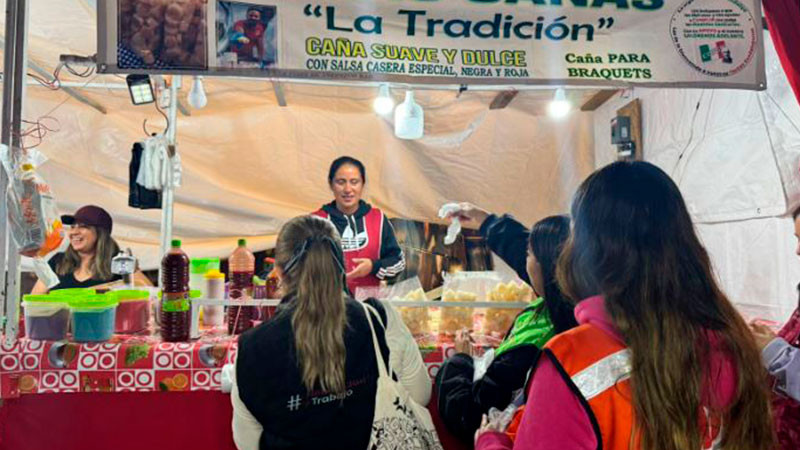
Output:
(0, 298), (518, 450)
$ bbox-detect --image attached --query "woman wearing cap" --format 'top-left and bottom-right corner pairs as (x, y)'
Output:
(31, 205), (151, 293)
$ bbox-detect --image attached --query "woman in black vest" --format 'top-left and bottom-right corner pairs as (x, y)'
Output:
(231, 215), (390, 450)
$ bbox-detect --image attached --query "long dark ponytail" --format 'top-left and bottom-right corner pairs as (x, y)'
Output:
(528, 215), (576, 333)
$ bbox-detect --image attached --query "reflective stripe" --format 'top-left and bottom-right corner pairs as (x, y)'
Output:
(571, 349), (632, 401)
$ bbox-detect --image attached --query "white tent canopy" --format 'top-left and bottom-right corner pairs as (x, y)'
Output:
(4, 0), (800, 322)
(593, 36), (800, 321)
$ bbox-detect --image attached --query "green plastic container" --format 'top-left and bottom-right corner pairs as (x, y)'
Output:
(190, 258), (220, 299)
(69, 295), (119, 342)
(22, 295), (71, 341)
(190, 258), (220, 274)
(51, 288), (95, 297)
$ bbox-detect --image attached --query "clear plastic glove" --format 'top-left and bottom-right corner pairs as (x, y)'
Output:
(33, 258), (60, 289)
(487, 403), (517, 431)
(473, 348), (496, 383)
(438, 203), (463, 245)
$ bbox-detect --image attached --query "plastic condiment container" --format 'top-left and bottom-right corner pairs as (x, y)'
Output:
(112, 290), (150, 334)
(22, 295), (71, 341)
(69, 295), (119, 343)
(202, 269), (225, 327)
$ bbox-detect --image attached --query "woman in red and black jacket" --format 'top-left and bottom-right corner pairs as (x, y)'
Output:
(313, 156), (405, 296)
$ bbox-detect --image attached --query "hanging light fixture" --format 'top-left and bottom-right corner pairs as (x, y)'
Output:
(125, 74), (155, 105)
(394, 90), (424, 140)
(187, 76), (207, 109)
(373, 83), (395, 115)
(547, 88), (571, 119)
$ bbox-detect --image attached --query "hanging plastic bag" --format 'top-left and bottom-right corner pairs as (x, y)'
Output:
(1, 145), (64, 260)
(438, 203), (463, 245)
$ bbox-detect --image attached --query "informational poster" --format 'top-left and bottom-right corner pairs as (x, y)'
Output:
(97, 0), (765, 89)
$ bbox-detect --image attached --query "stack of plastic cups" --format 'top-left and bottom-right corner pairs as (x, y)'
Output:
(203, 269), (226, 328)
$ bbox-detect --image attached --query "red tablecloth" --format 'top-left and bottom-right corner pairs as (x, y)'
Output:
(0, 336), (460, 398)
(0, 337), (470, 450)
(0, 334), (237, 397)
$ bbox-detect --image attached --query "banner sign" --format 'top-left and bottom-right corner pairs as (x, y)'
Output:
(97, 0), (766, 89)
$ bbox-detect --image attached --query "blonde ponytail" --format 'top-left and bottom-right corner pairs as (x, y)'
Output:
(276, 216), (347, 395)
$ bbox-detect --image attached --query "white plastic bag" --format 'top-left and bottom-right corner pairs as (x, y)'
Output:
(438, 203), (462, 245)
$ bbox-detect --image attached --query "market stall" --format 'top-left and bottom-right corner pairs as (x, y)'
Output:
(2, 0), (800, 449)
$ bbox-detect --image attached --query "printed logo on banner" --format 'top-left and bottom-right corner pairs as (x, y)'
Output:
(670, 0), (757, 77)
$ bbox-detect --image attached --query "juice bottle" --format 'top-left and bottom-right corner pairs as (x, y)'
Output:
(227, 238), (255, 334)
(161, 239), (191, 342)
(263, 257), (279, 321)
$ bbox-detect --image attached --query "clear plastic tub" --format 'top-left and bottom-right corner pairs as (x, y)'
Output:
(112, 290), (150, 334)
(22, 295), (71, 341)
(70, 295), (119, 342)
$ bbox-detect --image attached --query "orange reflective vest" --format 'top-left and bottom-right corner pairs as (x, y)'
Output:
(543, 324), (638, 449)
(542, 324), (724, 450)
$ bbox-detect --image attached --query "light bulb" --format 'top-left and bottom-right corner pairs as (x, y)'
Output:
(188, 76), (207, 109)
(373, 84), (395, 115)
(394, 90), (424, 140)
(547, 88), (571, 119)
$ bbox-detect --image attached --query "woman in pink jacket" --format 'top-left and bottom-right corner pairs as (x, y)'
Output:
(476, 161), (774, 450)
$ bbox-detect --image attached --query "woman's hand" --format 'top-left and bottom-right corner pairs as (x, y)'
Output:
(346, 258), (373, 280)
(474, 414), (502, 446)
(447, 203), (491, 230)
(455, 329), (475, 356)
(749, 321), (778, 351)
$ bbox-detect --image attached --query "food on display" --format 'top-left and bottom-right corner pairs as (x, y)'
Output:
(113, 290), (150, 334)
(70, 295), (119, 343)
(483, 281), (532, 336)
(122, 0), (166, 65)
(22, 295), (71, 341)
(394, 288), (430, 335)
(439, 289), (477, 335)
(120, 0), (207, 68)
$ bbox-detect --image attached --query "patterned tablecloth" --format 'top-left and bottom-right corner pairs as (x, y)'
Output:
(0, 334), (456, 399)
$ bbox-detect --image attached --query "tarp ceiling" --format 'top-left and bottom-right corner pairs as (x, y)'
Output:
(3, 0), (597, 269)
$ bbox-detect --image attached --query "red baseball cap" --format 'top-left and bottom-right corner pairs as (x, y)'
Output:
(61, 205), (113, 233)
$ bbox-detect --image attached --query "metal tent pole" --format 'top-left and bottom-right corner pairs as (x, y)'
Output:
(1, 0), (28, 344)
(158, 76), (181, 287)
